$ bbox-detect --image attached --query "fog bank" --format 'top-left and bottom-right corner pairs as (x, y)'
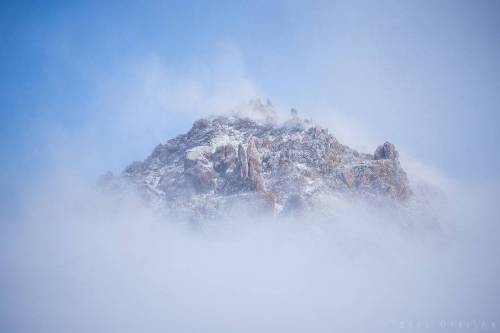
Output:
(1, 170), (499, 332)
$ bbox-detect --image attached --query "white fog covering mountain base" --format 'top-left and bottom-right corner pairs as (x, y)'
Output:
(1, 63), (500, 333)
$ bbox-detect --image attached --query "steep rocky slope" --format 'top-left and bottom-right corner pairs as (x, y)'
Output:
(102, 99), (411, 219)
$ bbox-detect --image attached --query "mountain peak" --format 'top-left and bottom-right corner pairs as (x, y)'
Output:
(230, 98), (278, 125)
(103, 106), (411, 220)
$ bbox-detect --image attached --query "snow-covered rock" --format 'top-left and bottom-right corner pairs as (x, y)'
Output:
(103, 100), (412, 219)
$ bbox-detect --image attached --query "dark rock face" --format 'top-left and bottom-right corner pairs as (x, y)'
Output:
(213, 144), (237, 174)
(111, 101), (412, 218)
(374, 142), (399, 160)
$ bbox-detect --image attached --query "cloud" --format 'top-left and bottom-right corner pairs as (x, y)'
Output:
(2, 148), (500, 332)
(29, 44), (264, 181)
(2, 46), (499, 333)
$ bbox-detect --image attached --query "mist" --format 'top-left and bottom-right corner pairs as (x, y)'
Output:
(1, 128), (500, 332)
(2, 1), (500, 332)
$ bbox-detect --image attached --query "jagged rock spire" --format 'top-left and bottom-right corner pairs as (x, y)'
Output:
(237, 143), (248, 180)
(247, 137), (265, 192)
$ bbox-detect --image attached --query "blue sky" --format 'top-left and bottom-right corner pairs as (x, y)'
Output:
(1, 0), (500, 210)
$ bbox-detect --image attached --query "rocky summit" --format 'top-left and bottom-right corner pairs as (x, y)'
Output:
(102, 99), (411, 219)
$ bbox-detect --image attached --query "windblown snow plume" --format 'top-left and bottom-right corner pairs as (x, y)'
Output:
(1, 101), (499, 333)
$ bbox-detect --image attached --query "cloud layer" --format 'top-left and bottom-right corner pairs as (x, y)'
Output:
(2, 45), (499, 333)
(1, 146), (499, 332)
